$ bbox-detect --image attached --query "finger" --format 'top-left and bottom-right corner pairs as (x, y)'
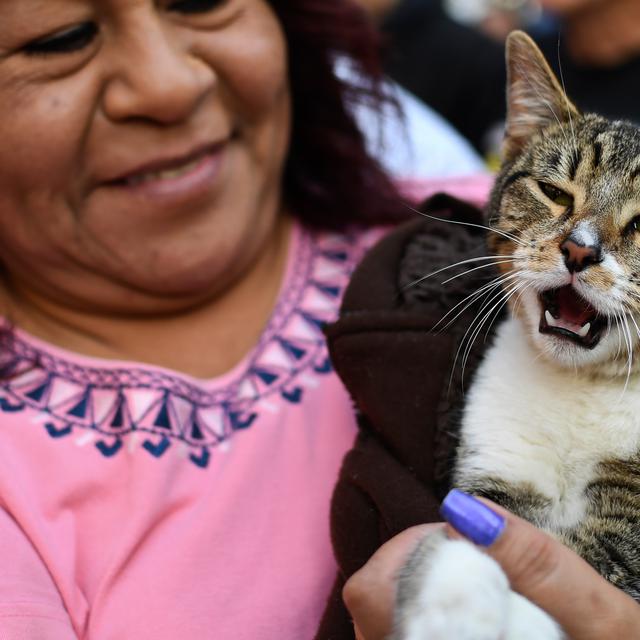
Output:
(343, 524), (444, 640)
(441, 489), (640, 639)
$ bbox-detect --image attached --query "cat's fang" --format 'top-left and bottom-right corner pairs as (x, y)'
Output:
(577, 322), (591, 338)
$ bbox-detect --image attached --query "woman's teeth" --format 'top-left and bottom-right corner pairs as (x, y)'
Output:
(126, 157), (203, 186)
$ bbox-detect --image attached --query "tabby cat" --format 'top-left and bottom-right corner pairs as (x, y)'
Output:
(394, 31), (640, 639)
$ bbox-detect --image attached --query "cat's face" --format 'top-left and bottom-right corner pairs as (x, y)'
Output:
(490, 33), (640, 373)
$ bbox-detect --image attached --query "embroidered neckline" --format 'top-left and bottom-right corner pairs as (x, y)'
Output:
(0, 224), (376, 468)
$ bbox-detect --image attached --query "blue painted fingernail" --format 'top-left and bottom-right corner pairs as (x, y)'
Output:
(440, 489), (506, 547)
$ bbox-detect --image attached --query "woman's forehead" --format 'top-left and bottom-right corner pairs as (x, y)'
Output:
(0, 0), (160, 12)
(0, 0), (89, 18)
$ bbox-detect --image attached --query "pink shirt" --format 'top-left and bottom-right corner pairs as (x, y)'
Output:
(0, 176), (492, 640)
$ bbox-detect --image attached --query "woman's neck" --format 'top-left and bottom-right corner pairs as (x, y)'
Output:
(565, 0), (640, 67)
(2, 215), (294, 380)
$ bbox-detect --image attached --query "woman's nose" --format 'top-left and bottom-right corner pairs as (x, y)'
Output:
(102, 21), (216, 124)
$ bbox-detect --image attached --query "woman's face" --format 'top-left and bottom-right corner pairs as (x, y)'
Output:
(0, 0), (290, 312)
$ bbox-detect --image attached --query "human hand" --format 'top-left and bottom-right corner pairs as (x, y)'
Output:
(343, 491), (640, 640)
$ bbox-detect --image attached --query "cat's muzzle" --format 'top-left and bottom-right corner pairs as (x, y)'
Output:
(538, 285), (605, 349)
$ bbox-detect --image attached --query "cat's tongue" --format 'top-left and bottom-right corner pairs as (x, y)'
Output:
(540, 285), (603, 347)
(555, 285), (595, 326)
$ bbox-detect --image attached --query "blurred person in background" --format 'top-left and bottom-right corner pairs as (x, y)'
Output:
(356, 0), (640, 157)
(536, 0), (640, 118)
(354, 0), (512, 153)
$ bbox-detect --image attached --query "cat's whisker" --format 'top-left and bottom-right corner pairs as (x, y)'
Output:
(461, 287), (514, 374)
(626, 314), (640, 397)
(616, 312), (634, 403)
(607, 307), (634, 405)
(625, 309), (640, 357)
(623, 312), (634, 359)
(439, 259), (518, 285)
(435, 278), (508, 336)
(459, 280), (526, 386)
(627, 310), (640, 342)
(511, 281), (532, 315)
(447, 282), (514, 393)
(433, 271), (521, 334)
(613, 311), (624, 361)
(488, 281), (534, 342)
(624, 289), (640, 305)
(481, 282), (532, 349)
(615, 311), (628, 354)
(403, 205), (526, 247)
(402, 255), (518, 291)
(469, 280), (529, 361)
(450, 279), (522, 391)
(611, 310), (625, 366)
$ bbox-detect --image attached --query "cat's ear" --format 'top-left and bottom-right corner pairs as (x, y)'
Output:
(503, 30), (579, 161)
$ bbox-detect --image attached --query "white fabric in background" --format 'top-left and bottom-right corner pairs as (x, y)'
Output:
(336, 58), (487, 179)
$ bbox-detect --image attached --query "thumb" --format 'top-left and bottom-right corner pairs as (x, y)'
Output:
(441, 489), (640, 640)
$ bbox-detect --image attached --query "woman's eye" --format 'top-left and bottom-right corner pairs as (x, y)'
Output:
(23, 23), (98, 56)
(625, 216), (640, 235)
(168, 0), (227, 14)
(538, 181), (574, 208)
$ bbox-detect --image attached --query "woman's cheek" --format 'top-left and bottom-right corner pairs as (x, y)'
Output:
(208, 12), (289, 115)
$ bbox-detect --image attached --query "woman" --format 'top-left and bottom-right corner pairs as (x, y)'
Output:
(0, 1), (402, 638)
(0, 1), (633, 639)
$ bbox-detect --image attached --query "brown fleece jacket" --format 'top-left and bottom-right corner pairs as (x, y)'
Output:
(315, 194), (503, 639)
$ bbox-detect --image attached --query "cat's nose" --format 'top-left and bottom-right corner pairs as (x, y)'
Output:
(560, 237), (603, 273)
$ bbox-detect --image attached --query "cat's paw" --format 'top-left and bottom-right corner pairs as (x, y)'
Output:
(393, 536), (510, 640)
(505, 592), (564, 640)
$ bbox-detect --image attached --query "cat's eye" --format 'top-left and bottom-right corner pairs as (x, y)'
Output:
(625, 216), (640, 235)
(538, 182), (574, 208)
(168, 0), (228, 13)
(22, 22), (98, 56)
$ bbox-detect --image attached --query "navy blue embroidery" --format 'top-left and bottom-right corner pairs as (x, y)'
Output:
(281, 387), (303, 404)
(143, 436), (171, 458)
(0, 226), (377, 468)
(229, 411), (257, 430)
(0, 397), (24, 412)
(45, 423), (72, 438)
(95, 439), (123, 457)
(190, 448), (210, 469)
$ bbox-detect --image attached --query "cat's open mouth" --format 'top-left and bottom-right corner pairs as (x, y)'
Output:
(538, 285), (605, 348)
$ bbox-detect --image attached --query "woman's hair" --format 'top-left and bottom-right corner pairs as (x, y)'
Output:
(269, 0), (407, 228)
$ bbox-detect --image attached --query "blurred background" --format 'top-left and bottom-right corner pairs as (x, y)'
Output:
(351, 0), (640, 173)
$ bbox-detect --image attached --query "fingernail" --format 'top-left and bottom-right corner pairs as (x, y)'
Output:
(440, 489), (505, 546)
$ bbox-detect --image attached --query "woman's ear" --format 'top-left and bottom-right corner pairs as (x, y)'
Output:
(503, 30), (580, 161)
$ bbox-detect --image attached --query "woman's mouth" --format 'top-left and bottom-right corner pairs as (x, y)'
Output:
(124, 155), (209, 187)
(103, 142), (227, 201)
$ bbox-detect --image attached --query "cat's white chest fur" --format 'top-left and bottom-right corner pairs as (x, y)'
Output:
(459, 317), (640, 529)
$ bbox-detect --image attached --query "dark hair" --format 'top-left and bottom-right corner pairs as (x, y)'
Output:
(269, 0), (407, 228)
